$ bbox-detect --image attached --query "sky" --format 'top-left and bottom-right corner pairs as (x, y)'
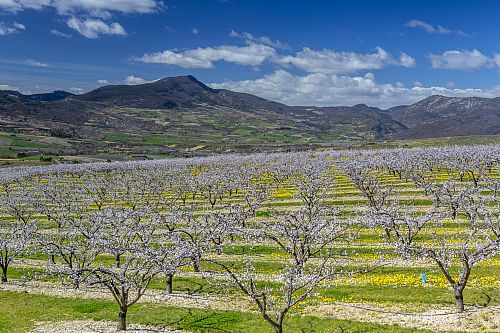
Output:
(1, 0), (500, 108)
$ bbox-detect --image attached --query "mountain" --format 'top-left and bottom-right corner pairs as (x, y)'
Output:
(0, 76), (498, 158)
(2, 90), (74, 101)
(27, 90), (75, 101)
(72, 75), (291, 112)
(388, 95), (500, 138)
(0, 90), (90, 124)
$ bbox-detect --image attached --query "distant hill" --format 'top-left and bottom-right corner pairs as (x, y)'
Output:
(72, 75), (292, 111)
(0, 75), (499, 157)
(387, 95), (500, 138)
(2, 90), (74, 101)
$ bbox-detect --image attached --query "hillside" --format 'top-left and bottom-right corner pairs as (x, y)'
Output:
(387, 95), (500, 138)
(0, 75), (499, 159)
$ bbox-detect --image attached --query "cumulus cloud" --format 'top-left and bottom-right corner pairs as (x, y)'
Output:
(50, 29), (71, 38)
(0, 21), (25, 36)
(428, 49), (492, 71)
(209, 70), (500, 108)
(123, 75), (150, 85)
(399, 53), (417, 68)
(0, 0), (163, 14)
(229, 30), (289, 49)
(135, 43), (278, 68)
(404, 19), (468, 36)
(0, 83), (19, 90)
(1, 1), (161, 39)
(278, 47), (416, 74)
(493, 54), (500, 69)
(136, 44), (415, 73)
(97, 79), (109, 85)
(67, 17), (127, 39)
(25, 59), (48, 67)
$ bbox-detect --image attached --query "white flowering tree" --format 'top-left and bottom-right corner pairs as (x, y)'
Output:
(207, 157), (356, 333)
(0, 182), (37, 283)
(347, 148), (500, 312)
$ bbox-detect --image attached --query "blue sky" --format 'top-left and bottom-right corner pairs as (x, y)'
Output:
(1, 0), (500, 107)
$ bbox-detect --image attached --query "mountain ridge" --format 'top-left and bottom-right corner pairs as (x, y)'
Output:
(0, 75), (499, 156)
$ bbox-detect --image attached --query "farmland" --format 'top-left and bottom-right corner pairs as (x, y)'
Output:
(2, 75), (500, 161)
(0, 145), (498, 333)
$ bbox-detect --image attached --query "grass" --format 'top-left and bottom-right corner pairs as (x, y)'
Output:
(0, 291), (452, 333)
(320, 285), (499, 307)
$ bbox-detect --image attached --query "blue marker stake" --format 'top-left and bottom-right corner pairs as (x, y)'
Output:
(420, 273), (427, 283)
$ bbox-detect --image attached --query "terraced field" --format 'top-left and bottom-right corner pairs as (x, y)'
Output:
(0, 145), (498, 333)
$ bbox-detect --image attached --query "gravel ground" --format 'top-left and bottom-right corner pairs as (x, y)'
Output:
(29, 320), (186, 333)
(305, 302), (500, 332)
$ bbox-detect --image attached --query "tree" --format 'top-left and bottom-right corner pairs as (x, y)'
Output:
(147, 222), (194, 295)
(51, 206), (159, 331)
(0, 221), (35, 283)
(347, 148), (500, 312)
(207, 158), (356, 333)
(0, 182), (36, 283)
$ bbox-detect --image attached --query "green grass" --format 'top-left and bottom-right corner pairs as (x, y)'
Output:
(321, 285), (499, 307)
(0, 291), (452, 333)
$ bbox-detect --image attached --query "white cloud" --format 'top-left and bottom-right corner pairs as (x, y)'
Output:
(67, 17), (127, 39)
(123, 75), (150, 85)
(135, 43), (277, 68)
(229, 30), (289, 49)
(97, 79), (109, 85)
(278, 47), (415, 74)
(136, 44), (416, 73)
(0, 83), (19, 90)
(0, 0), (163, 14)
(399, 53), (417, 68)
(209, 70), (500, 108)
(405, 19), (448, 34)
(50, 29), (71, 38)
(191, 27), (199, 35)
(137, 50), (213, 68)
(26, 59), (48, 67)
(0, 0), (22, 12)
(12, 22), (25, 29)
(404, 19), (468, 36)
(429, 49), (491, 71)
(0, 21), (25, 36)
(69, 87), (84, 93)
(1, 1), (161, 40)
(493, 54), (500, 69)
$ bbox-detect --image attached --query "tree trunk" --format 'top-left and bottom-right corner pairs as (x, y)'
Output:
(274, 324), (283, 333)
(1, 265), (7, 283)
(166, 273), (173, 295)
(117, 306), (128, 331)
(192, 259), (200, 272)
(454, 289), (465, 312)
(115, 253), (121, 268)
